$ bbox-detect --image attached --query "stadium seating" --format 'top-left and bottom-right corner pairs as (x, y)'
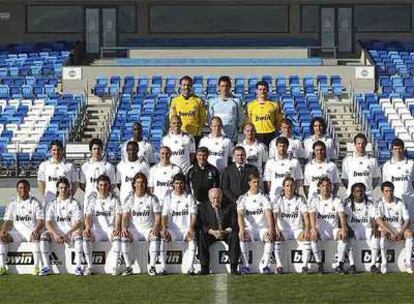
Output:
(94, 75), (341, 161)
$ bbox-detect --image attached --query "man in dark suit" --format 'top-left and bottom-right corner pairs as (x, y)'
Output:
(198, 188), (240, 274)
(221, 146), (259, 205)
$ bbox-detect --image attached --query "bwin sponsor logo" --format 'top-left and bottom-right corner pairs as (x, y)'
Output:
(255, 115), (271, 121)
(125, 176), (135, 183)
(154, 250), (183, 264)
(48, 176), (60, 182)
(382, 216), (399, 223)
(172, 210), (189, 217)
(317, 214), (335, 220)
(157, 181), (172, 187)
(90, 177), (99, 183)
(219, 250), (252, 264)
(172, 150), (185, 156)
(49, 252), (63, 265)
(71, 251), (106, 265)
(353, 171), (370, 177)
(132, 210), (150, 217)
(6, 252), (33, 265)
(57, 216), (71, 222)
(16, 215), (31, 221)
(291, 250), (325, 263)
(178, 110), (196, 117)
(209, 151), (225, 157)
(246, 209), (264, 216)
(361, 249), (395, 263)
(391, 176), (409, 182)
(281, 212), (299, 219)
(96, 211), (112, 217)
(350, 217), (369, 223)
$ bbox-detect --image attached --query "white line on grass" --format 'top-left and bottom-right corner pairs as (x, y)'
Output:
(214, 273), (228, 304)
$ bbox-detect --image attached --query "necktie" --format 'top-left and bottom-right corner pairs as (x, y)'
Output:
(239, 166), (244, 176)
(214, 208), (222, 230)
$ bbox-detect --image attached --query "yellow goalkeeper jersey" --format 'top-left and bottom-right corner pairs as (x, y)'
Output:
(246, 99), (283, 134)
(169, 94), (207, 136)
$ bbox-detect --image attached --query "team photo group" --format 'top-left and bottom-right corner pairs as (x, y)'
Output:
(1, 76), (413, 277)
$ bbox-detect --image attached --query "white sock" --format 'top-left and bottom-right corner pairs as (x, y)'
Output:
(32, 242), (41, 268)
(112, 237), (121, 268)
(405, 237), (413, 267)
(371, 237), (380, 267)
(262, 242), (274, 268)
(149, 239), (160, 267)
(273, 241), (282, 268)
(121, 238), (132, 268)
(0, 242), (7, 267)
(348, 239), (355, 266)
(380, 237), (387, 266)
(74, 236), (83, 268)
(302, 241), (312, 268)
(82, 239), (93, 268)
(239, 241), (250, 267)
(159, 239), (166, 269)
(40, 239), (51, 269)
(187, 240), (196, 272)
(311, 241), (321, 263)
(337, 240), (347, 264)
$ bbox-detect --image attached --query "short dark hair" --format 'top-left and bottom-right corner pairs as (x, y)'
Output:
(126, 141), (139, 150)
(256, 80), (269, 90)
(218, 76), (231, 86)
(391, 138), (404, 149)
(311, 117), (326, 135)
(50, 139), (64, 151)
(233, 146), (246, 155)
(132, 122), (142, 129)
(353, 133), (367, 145)
(89, 138), (103, 151)
(179, 75), (193, 84)
(16, 179), (30, 190)
(381, 181), (394, 191)
(97, 175), (111, 184)
(247, 172), (260, 182)
(56, 176), (70, 188)
(276, 136), (289, 147)
(196, 146), (209, 154)
(317, 176), (332, 187)
(172, 173), (186, 183)
(281, 118), (293, 126)
(312, 140), (326, 150)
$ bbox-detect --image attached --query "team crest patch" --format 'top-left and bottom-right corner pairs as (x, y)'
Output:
(163, 171), (167, 175)
(359, 162), (363, 165)
(174, 141), (178, 144)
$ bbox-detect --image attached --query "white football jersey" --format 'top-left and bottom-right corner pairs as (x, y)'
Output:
(4, 196), (44, 232)
(121, 138), (156, 164)
(161, 132), (196, 173)
(308, 195), (344, 230)
(375, 198), (410, 230)
(162, 191), (197, 231)
(116, 158), (150, 203)
(263, 155), (303, 200)
(199, 134), (233, 172)
(236, 191), (272, 230)
(37, 159), (79, 204)
(46, 198), (83, 234)
(382, 158), (414, 199)
(341, 153), (381, 197)
(123, 193), (161, 230)
(273, 195), (308, 231)
(148, 163), (181, 204)
(269, 136), (306, 159)
(303, 135), (337, 161)
(80, 160), (117, 199)
(85, 194), (121, 232)
(304, 160), (340, 198)
(238, 139), (268, 175)
(343, 199), (375, 231)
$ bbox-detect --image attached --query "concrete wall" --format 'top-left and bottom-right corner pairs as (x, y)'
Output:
(62, 64), (375, 94)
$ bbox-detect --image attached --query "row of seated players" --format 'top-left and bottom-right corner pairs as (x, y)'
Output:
(0, 173), (412, 276)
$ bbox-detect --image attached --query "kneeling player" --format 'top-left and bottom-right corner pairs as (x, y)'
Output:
(375, 181), (413, 274)
(273, 177), (310, 274)
(0, 180), (44, 275)
(237, 172), (275, 274)
(343, 183), (380, 274)
(41, 177), (83, 276)
(308, 177), (347, 273)
(83, 175), (122, 275)
(161, 173), (197, 274)
(121, 172), (162, 275)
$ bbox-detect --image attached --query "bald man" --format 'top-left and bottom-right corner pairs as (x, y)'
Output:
(197, 188), (240, 275)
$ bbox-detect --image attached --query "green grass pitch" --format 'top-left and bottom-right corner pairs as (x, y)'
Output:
(0, 273), (413, 304)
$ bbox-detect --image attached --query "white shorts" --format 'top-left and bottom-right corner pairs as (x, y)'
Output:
(9, 229), (32, 243)
(169, 228), (190, 241)
(91, 229), (113, 242)
(351, 227), (372, 241)
(280, 229), (303, 240)
(318, 227), (340, 241)
(129, 226), (153, 241)
(245, 228), (270, 242)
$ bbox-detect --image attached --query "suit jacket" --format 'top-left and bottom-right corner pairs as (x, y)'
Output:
(220, 163), (259, 205)
(198, 202), (238, 235)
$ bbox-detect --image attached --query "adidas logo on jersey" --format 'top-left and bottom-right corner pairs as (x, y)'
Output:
(361, 249), (395, 263)
(291, 250), (325, 263)
(16, 215), (31, 221)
